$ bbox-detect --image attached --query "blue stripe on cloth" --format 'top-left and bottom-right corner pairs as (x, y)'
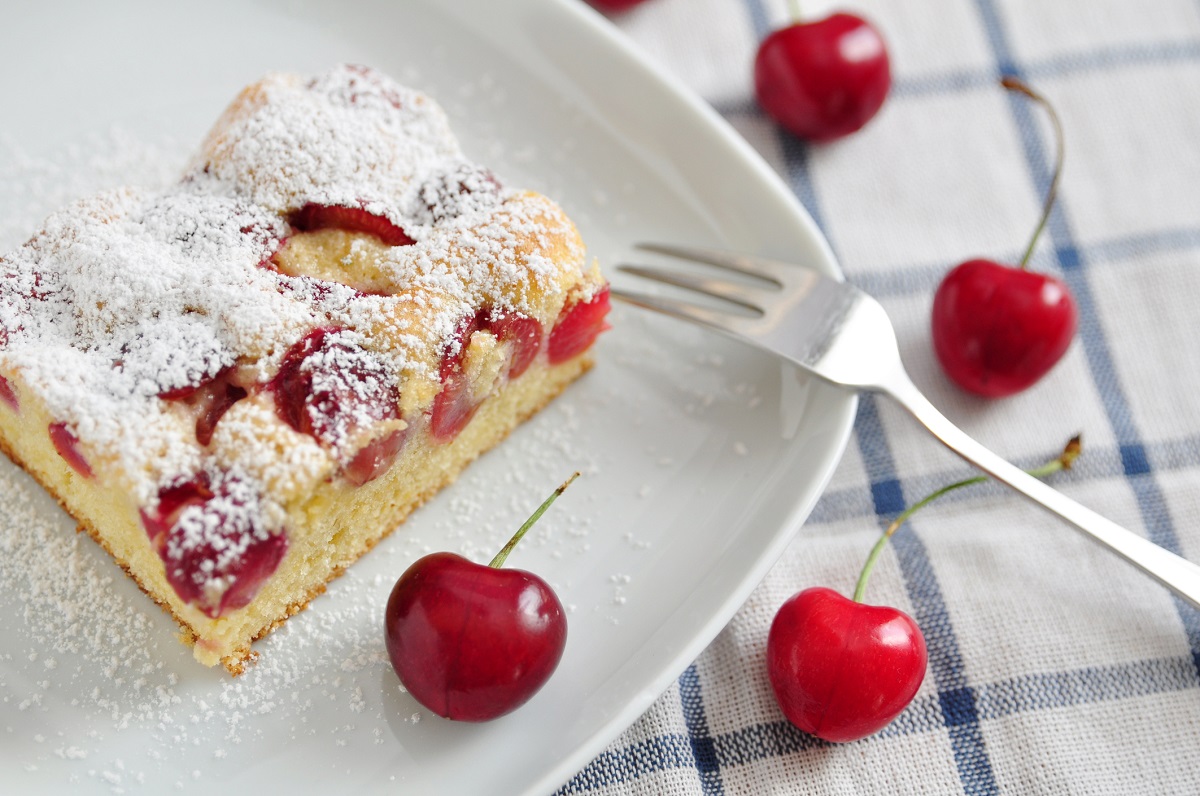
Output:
(854, 395), (999, 795)
(556, 651), (1198, 793)
(779, 137), (829, 239)
(974, 656), (1200, 719)
(742, 0), (769, 40)
(555, 733), (701, 794)
(701, 655), (1197, 775)
(892, 40), (1200, 99)
(679, 662), (725, 795)
(743, 0), (831, 240)
(973, 0), (1200, 672)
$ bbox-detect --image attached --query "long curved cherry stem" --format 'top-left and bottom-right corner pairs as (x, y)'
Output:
(852, 436), (1080, 603)
(1003, 76), (1065, 270)
(788, 0), (803, 22)
(490, 472), (580, 569)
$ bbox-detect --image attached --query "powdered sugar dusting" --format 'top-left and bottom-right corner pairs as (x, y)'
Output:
(196, 67), (463, 220)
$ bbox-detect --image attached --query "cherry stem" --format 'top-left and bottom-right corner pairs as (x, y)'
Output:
(787, 0), (802, 22)
(489, 472), (580, 569)
(851, 435), (1081, 603)
(1002, 76), (1065, 270)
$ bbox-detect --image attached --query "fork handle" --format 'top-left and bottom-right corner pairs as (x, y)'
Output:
(884, 371), (1200, 611)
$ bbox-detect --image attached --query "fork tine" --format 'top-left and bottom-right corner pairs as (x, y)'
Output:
(637, 242), (796, 286)
(617, 264), (767, 313)
(610, 287), (759, 336)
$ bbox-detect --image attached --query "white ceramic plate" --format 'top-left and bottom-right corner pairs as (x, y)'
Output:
(0, 1), (855, 793)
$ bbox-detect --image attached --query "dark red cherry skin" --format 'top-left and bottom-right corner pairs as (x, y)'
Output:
(49, 422), (93, 479)
(547, 288), (611, 364)
(342, 427), (408, 486)
(588, 0), (649, 12)
(488, 312), (543, 379)
(385, 551), (567, 722)
(272, 328), (395, 441)
(430, 313), (485, 442)
(288, 204), (415, 247)
(754, 13), (891, 142)
(768, 587), (927, 743)
(932, 258), (1078, 397)
(429, 367), (478, 442)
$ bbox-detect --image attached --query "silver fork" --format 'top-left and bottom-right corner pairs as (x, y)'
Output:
(614, 243), (1200, 610)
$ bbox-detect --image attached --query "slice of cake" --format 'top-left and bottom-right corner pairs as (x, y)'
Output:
(0, 65), (609, 673)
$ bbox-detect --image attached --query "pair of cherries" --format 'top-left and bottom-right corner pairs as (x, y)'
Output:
(753, 11), (1077, 396)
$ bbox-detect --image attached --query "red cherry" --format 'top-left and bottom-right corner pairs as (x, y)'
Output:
(342, 427), (408, 487)
(932, 78), (1075, 397)
(767, 587), (927, 742)
(384, 475), (576, 721)
(429, 366), (477, 442)
(430, 312), (485, 442)
(754, 13), (891, 142)
(287, 203), (415, 247)
(413, 164), (503, 227)
(384, 551), (566, 721)
(547, 287), (611, 364)
(932, 259), (1077, 397)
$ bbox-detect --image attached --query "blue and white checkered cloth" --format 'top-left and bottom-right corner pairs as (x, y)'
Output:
(562, 0), (1200, 792)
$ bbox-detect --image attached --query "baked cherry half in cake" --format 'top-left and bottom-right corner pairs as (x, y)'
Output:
(548, 288), (611, 364)
(271, 327), (407, 484)
(159, 366), (248, 446)
(430, 308), (545, 442)
(288, 204), (415, 247)
(0, 375), (18, 412)
(411, 164), (504, 228)
(141, 471), (288, 618)
(49, 422), (93, 479)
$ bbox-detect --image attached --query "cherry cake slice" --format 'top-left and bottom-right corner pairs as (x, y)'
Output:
(0, 65), (608, 673)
